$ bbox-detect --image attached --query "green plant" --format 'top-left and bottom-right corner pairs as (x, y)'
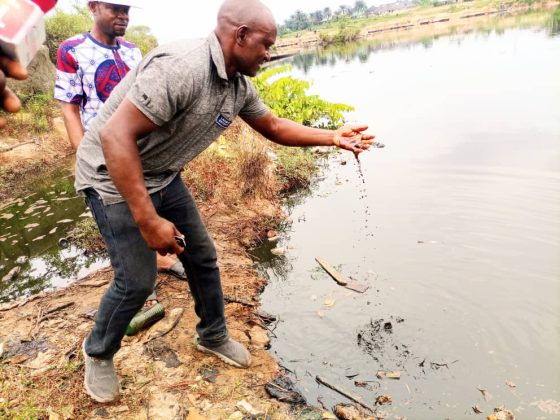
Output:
(4, 92), (56, 134)
(274, 146), (317, 192)
(125, 25), (159, 55)
(253, 65), (354, 129)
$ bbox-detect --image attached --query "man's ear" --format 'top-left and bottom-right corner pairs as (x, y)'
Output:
(88, 1), (98, 15)
(235, 26), (249, 46)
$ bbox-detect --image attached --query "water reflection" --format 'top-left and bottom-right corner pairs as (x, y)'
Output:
(551, 7), (560, 36)
(0, 168), (108, 302)
(259, 21), (560, 418)
(290, 10), (556, 73)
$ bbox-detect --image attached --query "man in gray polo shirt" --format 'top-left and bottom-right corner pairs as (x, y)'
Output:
(78, 0), (374, 403)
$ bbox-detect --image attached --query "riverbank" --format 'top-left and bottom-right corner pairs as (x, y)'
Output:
(275, 0), (559, 54)
(0, 121), (326, 419)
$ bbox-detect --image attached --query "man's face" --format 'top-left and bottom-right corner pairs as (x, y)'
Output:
(91, 2), (130, 38)
(235, 25), (277, 77)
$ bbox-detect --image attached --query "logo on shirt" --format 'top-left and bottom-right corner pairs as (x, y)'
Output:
(215, 114), (232, 129)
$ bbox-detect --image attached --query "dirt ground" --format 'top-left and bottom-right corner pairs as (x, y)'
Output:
(0, 122), (314, 419)
(0, 203), (296, 419)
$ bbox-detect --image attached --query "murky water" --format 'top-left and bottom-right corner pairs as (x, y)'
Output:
(0, 166), (108, 303)
(255, 21), (560, 418)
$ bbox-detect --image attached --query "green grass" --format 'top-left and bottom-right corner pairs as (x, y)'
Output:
(3, 92), (57, 136)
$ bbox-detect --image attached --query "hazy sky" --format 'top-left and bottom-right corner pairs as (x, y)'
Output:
(54, 0), (379, 43)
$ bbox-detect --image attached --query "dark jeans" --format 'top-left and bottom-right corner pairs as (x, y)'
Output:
(83, 175), (228, 359)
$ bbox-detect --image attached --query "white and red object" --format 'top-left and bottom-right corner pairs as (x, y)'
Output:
(0, 0), (50, 67)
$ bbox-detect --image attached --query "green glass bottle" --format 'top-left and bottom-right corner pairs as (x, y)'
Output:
(126, 303), (165, 336)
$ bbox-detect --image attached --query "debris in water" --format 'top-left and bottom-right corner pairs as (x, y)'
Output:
(15, 256), (28, 265)
(472, 405), (483, 414)
(0, 213), (14, 220)
(376, 370), (401, 380)
(57, 219), (73, 224)
(505, 381), (516, 388)
(334, 404), (375, 420)
(477, 386), (493, 401)
(324, 296), (335, 307)
(317, 310), (325, 318)
(32, 235), (45, 241)
(58, 238), (69, 248)
(2, 267), (21, 283)
(375, 394), (392, 405)
(488, 406), (515, 420)
(529, 399), (560, 415)
(49, 227), (57, 234)
(417, 240), (438, 244)
(383, 322), (392, 331)
(25, 223), (39, 229)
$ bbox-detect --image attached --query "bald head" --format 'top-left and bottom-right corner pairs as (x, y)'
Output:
(215, 0), (277, 78)
(217, 0), (276, 35)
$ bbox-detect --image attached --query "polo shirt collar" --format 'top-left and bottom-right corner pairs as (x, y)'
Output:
(208, 32), (240, 81)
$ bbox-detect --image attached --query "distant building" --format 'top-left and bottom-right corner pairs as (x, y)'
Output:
(368, 0), (416, 16)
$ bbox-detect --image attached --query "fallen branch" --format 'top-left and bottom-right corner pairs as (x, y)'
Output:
(0, 141), (36, 153)
(44, 301), (73, 316)
(315, 375), (376, 414)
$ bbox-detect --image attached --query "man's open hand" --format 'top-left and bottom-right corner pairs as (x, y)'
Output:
(333, 124), (376, 154)
(0, 56), (28, 130)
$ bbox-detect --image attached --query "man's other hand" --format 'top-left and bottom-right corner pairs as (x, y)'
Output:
(0, 56), (28, 130)
(333, 124), (376, 154)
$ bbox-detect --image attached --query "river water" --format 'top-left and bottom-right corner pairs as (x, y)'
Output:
(255, 23), (560, 418)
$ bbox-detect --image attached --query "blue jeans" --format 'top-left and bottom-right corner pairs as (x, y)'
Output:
(83, 175), (228, 359)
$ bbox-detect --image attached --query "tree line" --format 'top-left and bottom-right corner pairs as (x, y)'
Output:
(279, 0), (371, 34)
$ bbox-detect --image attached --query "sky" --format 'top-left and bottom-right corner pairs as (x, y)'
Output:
(54, 0), (380, 43)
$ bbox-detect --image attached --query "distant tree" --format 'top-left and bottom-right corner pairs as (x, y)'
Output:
(285, 9), (311, 31)
(323, 7), (332, 21)
(310, 10), (324, 25)
(125, 25), (158, 55)
(338, 4), (351, 16)
(45, 5), (92, 64)
(353, 0), (368, 17)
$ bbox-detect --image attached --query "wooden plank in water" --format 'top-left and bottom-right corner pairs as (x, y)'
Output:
(315, 257), (349, 285)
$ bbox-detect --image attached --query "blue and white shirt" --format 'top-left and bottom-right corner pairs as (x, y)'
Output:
(54, 33), (142, 130)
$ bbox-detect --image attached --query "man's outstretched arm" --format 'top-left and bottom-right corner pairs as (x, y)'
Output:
(243, 112), (375, 154)
(101, 98), (184, 256)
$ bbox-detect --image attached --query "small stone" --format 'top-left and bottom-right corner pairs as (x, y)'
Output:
(271, 247), (285, 256)
(2, 266), (21, 283)
(15, 256), (28, 265)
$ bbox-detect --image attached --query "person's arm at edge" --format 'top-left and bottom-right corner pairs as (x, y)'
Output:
(243, 112), (375, 153)
(0, 56), (28, 129)
(101, 98), (183, 255)
(58, 101), (84, 150)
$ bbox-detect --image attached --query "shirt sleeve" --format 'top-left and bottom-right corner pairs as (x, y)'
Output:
(127, 55), (193, 126)
(238, 78), (270, 120)
(54, 42), (84, 105)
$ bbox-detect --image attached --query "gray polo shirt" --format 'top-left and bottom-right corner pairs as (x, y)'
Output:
(74, 32), (269, 204)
